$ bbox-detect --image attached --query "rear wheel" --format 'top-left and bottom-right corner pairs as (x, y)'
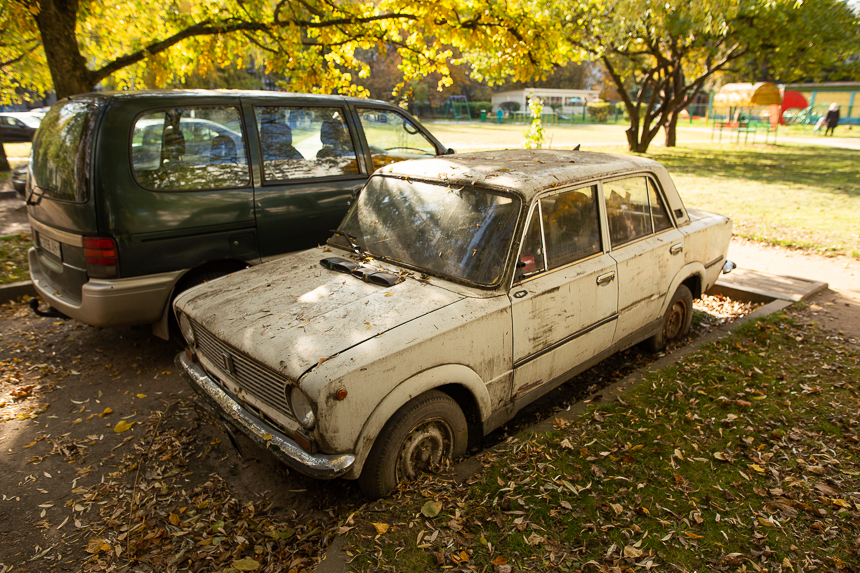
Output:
(359, 390), (467, 499)
(646, 285), (693, 352)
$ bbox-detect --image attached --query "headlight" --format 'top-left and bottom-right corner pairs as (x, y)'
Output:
(290, 386), (316, 430)
(177, 312), (196, 345)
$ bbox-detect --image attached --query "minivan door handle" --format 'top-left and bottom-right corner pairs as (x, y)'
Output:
(596, 271), (616, 285)
(670, 243), (684, 255)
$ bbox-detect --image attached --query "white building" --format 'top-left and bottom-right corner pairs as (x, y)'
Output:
(491, 88), (601, 116)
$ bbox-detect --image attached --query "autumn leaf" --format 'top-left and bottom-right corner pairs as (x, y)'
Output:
(624, 545), (644, 558)
(232, 558), (261, 571)
(372, 522), (389, 534)
(98, 407), (112, 418)
(86, 537), (105, 553)
(113, 420), (135, 433)
(169, 513), (180, 526)
(421, 500), (442, 518)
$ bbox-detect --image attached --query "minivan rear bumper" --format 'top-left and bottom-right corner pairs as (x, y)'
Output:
(29, 247), (183, 327)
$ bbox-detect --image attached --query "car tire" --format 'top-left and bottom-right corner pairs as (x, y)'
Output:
(358, 390), (468, 499)
(646, 284), (693, 352)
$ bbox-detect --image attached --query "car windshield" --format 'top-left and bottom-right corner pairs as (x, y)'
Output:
(334, 176), (520, 285)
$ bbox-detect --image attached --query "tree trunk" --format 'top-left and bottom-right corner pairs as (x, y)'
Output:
(0, 129), (10, 173)
(664, 113), (679, 147)
(35, 0), (96, 99)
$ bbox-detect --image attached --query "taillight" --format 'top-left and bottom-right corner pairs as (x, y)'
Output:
(83, 236), (118, 278)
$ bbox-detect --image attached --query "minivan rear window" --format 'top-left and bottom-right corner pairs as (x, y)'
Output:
(31, 100), (101, 203)
(131, 106), (250, 191)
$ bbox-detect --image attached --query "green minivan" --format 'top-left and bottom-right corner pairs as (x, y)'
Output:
(26, 90), (450, 338)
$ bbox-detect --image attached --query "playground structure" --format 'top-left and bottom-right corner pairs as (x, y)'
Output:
(442, 95), (471, 121)
(711, 82), (781, 144)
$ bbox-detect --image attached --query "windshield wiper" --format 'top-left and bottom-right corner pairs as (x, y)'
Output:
(330, 229), (364, 255)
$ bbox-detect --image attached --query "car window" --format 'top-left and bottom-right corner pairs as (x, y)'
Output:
(31, 100), (101, 203)
(541, 185), (601, 268)
(517, 207), (546, 279)
(603, 176), (655, 247)
(254, 106), (359, 182)
(357, 109), (436, 170)
(649, 183), (673, 232)
(131, 106), (250, 191)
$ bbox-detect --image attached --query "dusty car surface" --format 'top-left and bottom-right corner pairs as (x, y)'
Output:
(174, 149), (734, 498)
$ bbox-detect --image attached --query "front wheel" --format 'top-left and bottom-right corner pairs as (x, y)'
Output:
(358, 390), (467, 499)
(645, 284), (693, 352)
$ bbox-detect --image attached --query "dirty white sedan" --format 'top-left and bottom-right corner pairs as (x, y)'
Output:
(174, 149), (734, 498)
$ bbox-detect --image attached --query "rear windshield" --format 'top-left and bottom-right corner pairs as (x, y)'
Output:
(31, 100), (101, 203)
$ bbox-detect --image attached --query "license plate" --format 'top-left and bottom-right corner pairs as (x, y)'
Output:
(40, 234), (62, 260)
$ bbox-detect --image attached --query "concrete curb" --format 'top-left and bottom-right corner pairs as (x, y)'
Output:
(0, 280), (36, 304)
(317, 292), (797, 572)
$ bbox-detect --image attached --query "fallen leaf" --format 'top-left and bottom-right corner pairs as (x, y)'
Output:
(232, 558), (261, 571)
(372, 522), (389, 535)
(421, 500), (442, 518)
(98, 408), (112, 418)
(114, 420), (135, 433)
(624, 545), (644, 558)
(86, 537), (105, 554)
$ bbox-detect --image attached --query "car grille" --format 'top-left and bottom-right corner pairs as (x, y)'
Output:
(192, 320), (295, 421)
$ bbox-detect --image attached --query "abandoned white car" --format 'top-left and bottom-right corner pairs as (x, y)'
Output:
(174, 149), (734, 498)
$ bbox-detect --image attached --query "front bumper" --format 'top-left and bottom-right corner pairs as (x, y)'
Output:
(29, 247), (182, 327)
(175, 352), (355, 479)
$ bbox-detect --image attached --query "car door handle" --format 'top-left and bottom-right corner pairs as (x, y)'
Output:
(596, 271), (616, 285)
(670, 243), (684, 255)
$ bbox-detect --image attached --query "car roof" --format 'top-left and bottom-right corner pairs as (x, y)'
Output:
(378, 149), (661, 201)
(66, 89), (388, 106)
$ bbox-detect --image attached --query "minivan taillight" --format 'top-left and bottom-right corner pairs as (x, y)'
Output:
(84, 236), (118, 278)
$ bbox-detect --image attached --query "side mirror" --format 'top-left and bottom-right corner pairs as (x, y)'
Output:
(446, 148), (456, 155)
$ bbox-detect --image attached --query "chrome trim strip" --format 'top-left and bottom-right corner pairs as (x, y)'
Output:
(705, 256), (723, 269)
(28, 217), (85, 247)
(176, 353), (354, 479)
(513, 314), (617, 369)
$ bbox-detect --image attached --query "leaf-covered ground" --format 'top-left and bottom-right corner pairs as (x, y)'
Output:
(0, 232), (31, 284)
(344, 305), (860, 572)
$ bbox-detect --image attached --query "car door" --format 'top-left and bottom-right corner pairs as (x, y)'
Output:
(247, 101), (367, 259)
(509, 185), (618, 403)
(602, 174), (685, 344)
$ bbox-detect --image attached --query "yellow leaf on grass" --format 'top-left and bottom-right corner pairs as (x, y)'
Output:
(114, 420), (135, 433)
(750, 464), (766, 473)
(492, 557), (508, 566)
(169, 513), (180, 526)
(624, 545), (644, 558)
(684, 531), (704, 539)
(98, 408), (112, 418)
(371, 522), (389, 535)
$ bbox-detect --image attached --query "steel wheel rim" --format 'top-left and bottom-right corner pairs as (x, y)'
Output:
(665, 299), (687, 340)
(396, 419), (453, 481)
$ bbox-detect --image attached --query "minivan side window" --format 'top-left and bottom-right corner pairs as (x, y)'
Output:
(31, 100), (100, 203)
(255, 106), (359, 182)
(357, 109), (436, 170)
(603, 176), (672, 248)
(131, 107), (250, 191)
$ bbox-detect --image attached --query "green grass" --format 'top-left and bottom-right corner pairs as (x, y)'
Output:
(0, 233), (31, 284)
(643, 144), (860, 257)
(344, 307), (860, 572)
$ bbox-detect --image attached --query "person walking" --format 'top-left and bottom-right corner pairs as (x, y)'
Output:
(824, 103), (840, 136)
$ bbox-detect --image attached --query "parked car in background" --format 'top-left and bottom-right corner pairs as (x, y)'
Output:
(174, 149), (735, 498)
(11, 161), (28, 197)
(26, 90), (450, 339)
(0, 112), (42, 142)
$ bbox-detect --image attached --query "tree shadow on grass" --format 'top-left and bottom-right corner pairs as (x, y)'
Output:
(644, 145), (858, 197)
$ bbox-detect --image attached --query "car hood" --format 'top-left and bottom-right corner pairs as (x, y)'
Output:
(177, 248), (466, 381)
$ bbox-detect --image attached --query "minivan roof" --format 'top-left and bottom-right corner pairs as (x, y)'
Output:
(66, 89), (390, 106)
(377, 149), (661, 201)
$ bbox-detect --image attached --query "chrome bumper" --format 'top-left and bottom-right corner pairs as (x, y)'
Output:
(175, 352), (355, 479)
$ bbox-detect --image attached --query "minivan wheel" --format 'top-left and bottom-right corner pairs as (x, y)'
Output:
(646, 285), (693, 352)
(358, 390), (467, 499)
